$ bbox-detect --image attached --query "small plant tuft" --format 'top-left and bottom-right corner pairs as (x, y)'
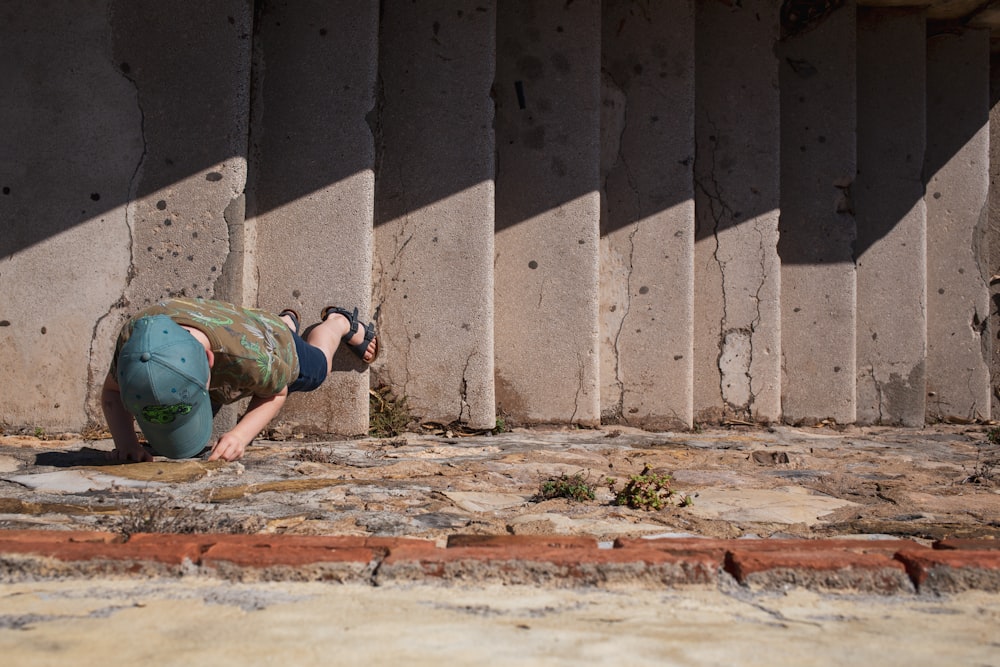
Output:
(535, 472), (596, 503)
(493, 416), (509, 434)
(109, 493), (263, 538)
(369, 386), (412, 438)
(608, 464), (684, 510)
(962, 427), (1000, 485)
(80, 421), (111, 440)
(492, 408), (514, 434)
(292, 447), (339, 464)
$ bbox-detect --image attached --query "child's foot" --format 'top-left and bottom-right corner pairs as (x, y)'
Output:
(321, 306), (379, 363)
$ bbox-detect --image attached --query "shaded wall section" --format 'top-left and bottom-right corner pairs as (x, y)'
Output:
(1, 1), (252, 431)
(855, 8), (927, 426)
(373, 1), (496, 429)
(495, 0), (602, 425)
(925, 27), (991, 422)
(778, 2), (858, 424)
(1, 0), (139, 430)
(251, 0), (378, 436)
(693, 0), (781, 424)
(600, 0), (695, 429)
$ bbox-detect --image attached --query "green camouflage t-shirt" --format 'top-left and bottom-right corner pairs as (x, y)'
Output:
(111, 298), (299, 404)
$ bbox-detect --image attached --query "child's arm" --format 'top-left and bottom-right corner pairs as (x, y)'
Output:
(101, 373), (154, 463)
(208, 387), (288, 462)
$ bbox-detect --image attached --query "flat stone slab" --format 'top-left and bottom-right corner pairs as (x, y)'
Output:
(686, 487), (860, 525)
(5, 470), (166, 493)
(441, 492), (531, 513)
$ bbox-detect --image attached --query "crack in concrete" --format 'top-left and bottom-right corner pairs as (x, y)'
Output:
(744, 217), (770, 416)
(694, 115), (760, 418)
(570, 352), (586, 425)
(373, 223), (414, 395)
(86, 21), (147, 422)
(866, 362), (884, 424)
(600, 66), (637, 423)
(371, 66), (423, 395)
(458, 351), (475, 423)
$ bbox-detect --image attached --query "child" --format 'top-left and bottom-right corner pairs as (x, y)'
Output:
(101, 297), (378, 463)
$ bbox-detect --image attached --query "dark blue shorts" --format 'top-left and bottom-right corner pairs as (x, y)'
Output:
(287, 329), (329, 393)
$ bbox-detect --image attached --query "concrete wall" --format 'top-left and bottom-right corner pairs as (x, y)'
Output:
(374, 0), (496, 430)
(855, 8), (927, 426)
(693, 0), (781, 424)
(2, 1), (998, 436)
(600, 0), (695, 430)
(778, 2), (858, 425)
(1, 1), (251, 432)
(925, 28), (991, 422)
(251, 0), (378, 436)
(991, 51), (1000, 419)
(494, 0), (602, 425)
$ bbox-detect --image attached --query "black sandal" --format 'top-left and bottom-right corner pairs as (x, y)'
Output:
(279, 309), (300, 334)
(321, 305), (379, 364)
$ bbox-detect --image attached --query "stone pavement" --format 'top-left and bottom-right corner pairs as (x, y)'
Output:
(1, 424), (999, 664)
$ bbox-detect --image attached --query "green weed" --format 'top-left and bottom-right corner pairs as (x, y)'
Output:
(607, 464), (683, 510)
(535, 472), (596, 503)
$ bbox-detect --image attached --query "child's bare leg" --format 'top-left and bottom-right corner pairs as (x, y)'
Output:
(305, 312), (378, 371)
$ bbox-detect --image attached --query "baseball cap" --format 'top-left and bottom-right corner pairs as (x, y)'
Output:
(116, 314), (213, 458)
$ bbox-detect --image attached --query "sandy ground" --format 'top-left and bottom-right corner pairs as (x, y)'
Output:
(1, 578), (998, 667)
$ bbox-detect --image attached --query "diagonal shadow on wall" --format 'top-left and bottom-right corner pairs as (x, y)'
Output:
(0, 1), (992, 268)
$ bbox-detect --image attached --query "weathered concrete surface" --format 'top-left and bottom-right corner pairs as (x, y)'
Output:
(991, 52), (1000, 420)
(1, 424), (998, 544)
(494, 0), (601, 426)
(2, 1), (251, 433)
(856, 8), (927, 426)
(0, 580), (1000, 667)
(925, 28), (992, 423)
(1, 579), (999, 666)
(251, 1), (378, 435)
(778, 2), (858, 425)
(599, 0), (695, 430)
(4, 2), (1000, 441)
(0, 0), (138, 432)
(373, 1), (496, 430)
(693, 0), (781, 424)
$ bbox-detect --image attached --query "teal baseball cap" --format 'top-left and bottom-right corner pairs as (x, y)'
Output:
(116, 314), (213, 458)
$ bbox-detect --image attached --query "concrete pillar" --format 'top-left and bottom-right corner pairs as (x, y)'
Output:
(373, 2), (496, 430)
(0, 1), (141, 431)
(495, 0), (601, 425)
(855, 8), (927, 426)
(925, 28), (991, 423)
(778, 2), (857, 425)
(990, 52), (1000, 419)
(599, 0), (694, 430)
(693, 0), (781, 425)
(251, 1), (378, 435)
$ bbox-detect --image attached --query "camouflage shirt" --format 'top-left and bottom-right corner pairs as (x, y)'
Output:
(111, 298), (299, 405)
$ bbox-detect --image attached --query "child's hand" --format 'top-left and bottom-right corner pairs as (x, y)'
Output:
(107, 445), (153, 463)
(208, 432), (247, 462)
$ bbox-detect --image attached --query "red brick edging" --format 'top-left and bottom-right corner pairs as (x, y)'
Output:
(0, 530), (997, 594)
